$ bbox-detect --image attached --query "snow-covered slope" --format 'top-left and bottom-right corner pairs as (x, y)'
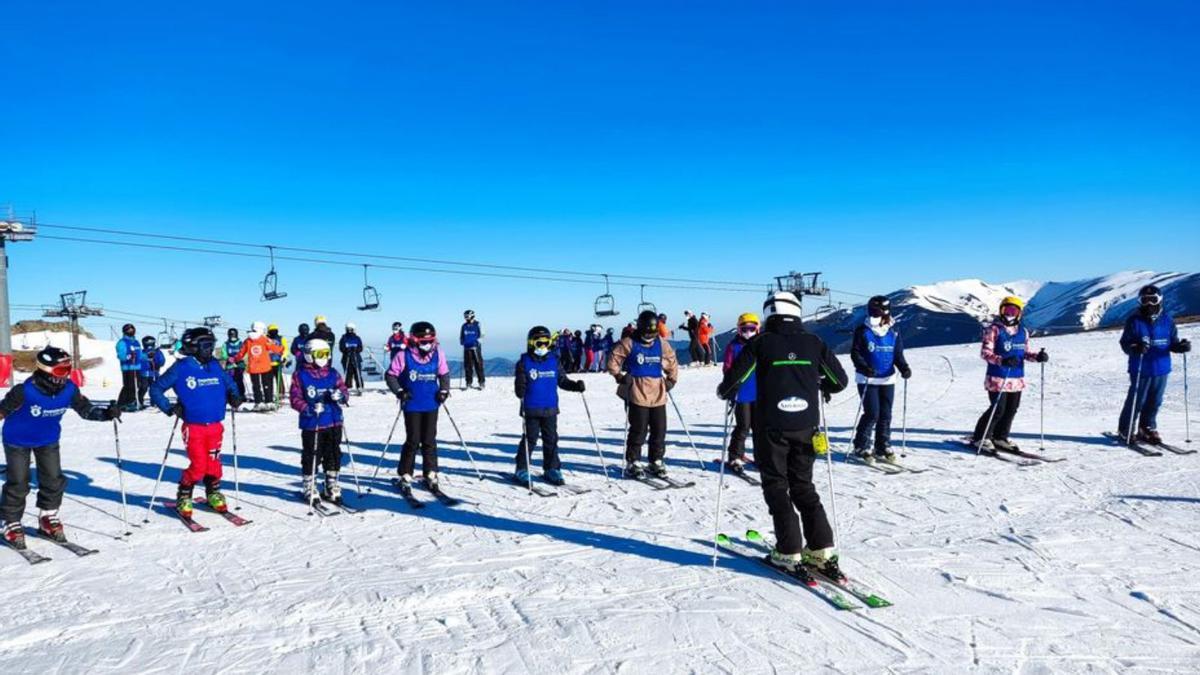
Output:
(12, 330), (123, 385)
(3, 326), (1199, 670)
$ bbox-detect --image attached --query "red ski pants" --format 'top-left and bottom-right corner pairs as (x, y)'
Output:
(181, 422), (224, 486)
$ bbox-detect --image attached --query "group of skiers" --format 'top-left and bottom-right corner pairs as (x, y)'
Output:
(1, 286), (1193, 580)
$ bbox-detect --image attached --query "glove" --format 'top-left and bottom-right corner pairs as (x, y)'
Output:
(899, 366), (912, 379)
(1000, 356), (1020, 368)
(863, 366), (877, 378)
(396, 389), (412, 403)
(822, 390), (832, 404)
(327, 390), (345, 403)
(311, 402), (325, 415)
(1171, 339), (1192, 354)
(1035, 350), (1049, 363)
(716, 383), (734, 401)
(666, 379), (676, 392)
(576, 381), (587, 393)
(105, 405), (122, 421)
(435, 390), (450, 404)
(227, 392), (244, 408)
(168, 403), (184, 418)
(1130, 341), (1149, 355)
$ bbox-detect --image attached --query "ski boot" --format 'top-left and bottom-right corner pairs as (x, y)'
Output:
(992, 439), (1020, 453)
(874, 444), (897, 464)
(302, 474), (318, 505)
(204, 478), (228, 513)
(2, 521), (26, 549)
(38, 510), (66, 542)
(1138, 427), (1163, 445)
(646, 460), (668, 479)
(803, 547), (846, 584)
(544, 468), (565, 486)
(724, 456), (746, 473)
(768, 548), (805, 572)
(422, 471), (439, 491)
(623, 462), (646, 479)
(175, 484), (195, 519)
(972, 437), (995, 453)
(515, 468), (532, 485)
(324, 472), (342, 504)
(853, 446), (874, 465)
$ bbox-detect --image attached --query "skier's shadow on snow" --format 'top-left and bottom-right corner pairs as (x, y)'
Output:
(1113, 494), (1200, 505)
(90, 451), (310, 511)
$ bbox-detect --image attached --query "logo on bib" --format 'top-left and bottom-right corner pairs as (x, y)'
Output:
(867, 342), (876, 353)
(186, 376), (198, 390)
(306, 385), (317, 399)
(636, 353), (645, 365)
(529, 369), (540, 381)
(30, 405), (42, 417)
(777, 397), (809, 413)
(409, 370), (418, 382)
(788, 352), (797, 360)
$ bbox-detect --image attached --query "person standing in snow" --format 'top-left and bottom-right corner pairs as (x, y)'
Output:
(339, 322), (364, 393)
(657, 313), (671, 340)
(849, 296), (912, 463)
(289, 338), (350, 505)
(267, 324), (289, 401)
(1118, 284), (1191, 445)
(460, 310), (486, 390)
(386, 322), (408, 361)
(1, 347), (120, 549)
(116, 323), (142, 412)
(721, 313), (761, 470)
(556, 328), (574, 372)
(570, 330), (585, 374)
(608, 310), (680, 479)
(137, 335), (166, 409)
(513, 326), (586, 487)
(236, 322), (284, 411)
(698, 313), (715, 366)
(221, 328), (247, 401)
(150, 328), (243, 520)
(385, 321), (452, 490)
(971, 296), (1049, 452)
(679, 310), (702, 366)
(290, 323), (311, 366)
(717, 291), (849, 578)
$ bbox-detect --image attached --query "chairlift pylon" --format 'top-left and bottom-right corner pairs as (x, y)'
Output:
(636, 284), (657, 315)
(593, 274), (619, 318)
(260, 245), (288, 301)
(156, 319), (171, 346)
(357, 264), (381, 311)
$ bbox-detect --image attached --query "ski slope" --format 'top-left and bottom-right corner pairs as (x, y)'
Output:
(2, 326), (1199, 673)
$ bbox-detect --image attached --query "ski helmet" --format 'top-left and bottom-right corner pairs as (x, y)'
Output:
(998, 296), (1024, 326)
(737, 313), (760, 337)
(345, 322), (356, 333)
(867, 296), (891, 318)
(636, 310), (659, 341)
(267, 324), (280, 337)
(298, 323), (310, 336)
(180, 327), (217, 362)
(122, 323), (136, 337)
(36, 346), (73, 382)
(763, 291), (802, 318)
(313, 315), (327, 326)
(227, 327), (239, 340)
(527, 325), (553, 354)
(252, 321), (267, 335)
(410, 321), (437, 352)
(142, 335), (157, 350)
(464, 310), (475, 321)
(391, 322), (403, 333)
(303, 338), (332, 367)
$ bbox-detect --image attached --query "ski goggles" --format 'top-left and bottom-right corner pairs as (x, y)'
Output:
(309, 348), (332, 361)
(1140, 293), (1161, 306)
(530, 338), (553, 350)
(868, 306), (890, 318)
(47, 361), (72, 378)
(739, 324), (759, 337)
(1000, 305), (1021, 318)
(412, 334), (437, 346)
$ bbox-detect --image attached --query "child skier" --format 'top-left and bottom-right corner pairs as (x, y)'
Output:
(385, 321), (451, 490)
(971, 296), (1049, 452)
(267, 324), (289, 402)
(116, 322), (142, 412)
(221, 327), (247, 400)
(849, 296), (912, 463)
(514, 326), (586, 486)
(339, 322), (364, 393)
(1117, 284), (1192, 444)
(460, 310), (486, 390)
(150, 327), (243, 519)
(291, 323), (311, 364)
(1, 347), (120, 549)
(289, 338), (350, 505)
(698, 313), (715, 366)
(721, 313), (761, 470)
(608, 310), (680, 478)
(138, 335), (166, 409)
(386, 322), (407, 360)
(236, 322), (284, 411)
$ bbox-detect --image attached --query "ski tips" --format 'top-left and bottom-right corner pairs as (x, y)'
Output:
(745, 529), (762, 541)
(715, 533), (731, 545)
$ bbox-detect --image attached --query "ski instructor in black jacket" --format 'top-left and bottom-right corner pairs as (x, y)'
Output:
(717, 290), (849, 580)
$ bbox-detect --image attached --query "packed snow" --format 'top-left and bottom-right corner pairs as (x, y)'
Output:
(2, 326), (1198, 672)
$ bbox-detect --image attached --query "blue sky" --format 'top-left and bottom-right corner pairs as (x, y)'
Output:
(2, 1), (1197, 354)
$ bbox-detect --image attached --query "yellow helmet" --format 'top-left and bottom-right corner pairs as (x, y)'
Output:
(267, 323), (279, 332)
(999, 296), (1025, 311)
(737, 312), (760, 326)
(313, 315), (327, 326)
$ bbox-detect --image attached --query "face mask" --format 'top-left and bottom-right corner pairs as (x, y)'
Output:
(740, 326), (758, 338)
(534, 347), (550, 357)
(868, 316), (883, 327)
(418, 342), (434, 353)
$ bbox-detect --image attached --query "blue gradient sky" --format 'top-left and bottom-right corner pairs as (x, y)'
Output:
(2, 2), (1197, 354)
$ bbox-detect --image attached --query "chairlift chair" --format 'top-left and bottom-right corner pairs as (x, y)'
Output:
(260, 245), (288, 301)
(357, 265), (381, 311)
(636, 284), (656, 315)
(594, 274), (619, 318)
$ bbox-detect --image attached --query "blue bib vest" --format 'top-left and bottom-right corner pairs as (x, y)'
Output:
(864, 328), (898, 376)
(402, 349), (441, 413)
(462, 323), (481, 348)
(170, 358), (231, 424)
(521, 353), (560, 410)
(296, 368), (344, 430)
(987, 326), (1028, 379)
(118, 336), (142, 372)
(1126, 313), (1175, 378)
(627, 339), (664, 379)
(269, 337), (284, 364)
(2, 379), (77, 447)
(224, 339), (243, 369)
(728, 341), (757, 403)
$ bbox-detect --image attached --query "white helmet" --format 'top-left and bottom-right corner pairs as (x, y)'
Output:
(304, 338), (332, 367)
(252, 321), (267, 334)
(763, 291), (803, 318)
(345, 322), (356, 332)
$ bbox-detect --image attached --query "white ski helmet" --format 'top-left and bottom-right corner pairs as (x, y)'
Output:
(304, 338), (332, 367)
(763, 291), (803, 318)
(345, 322), (357, 332)
(251, 321), (267, 335)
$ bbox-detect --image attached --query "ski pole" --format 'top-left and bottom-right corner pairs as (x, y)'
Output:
(710, 402), (733, 568)
(1185, 352), (1192, 444)
(111, 412), (131, 537)
(519, 413), (533, 494)
(817, 390), (840, 551)
(367, 405), (404, 491)
(1039, 357), (1046, 451)
(229, 408), (242, 511)
(339, 425), (365, 499)
(845, 389), (864, 459)
(900, 378), (909, 457)
(1126, 353), (1144, 446)
(579, 392), (613, 483)
(977, 371), (1011, 455)
(667, 390), (706, 469)
(441, 402), (485, 480)
(144, 416), (181, 523)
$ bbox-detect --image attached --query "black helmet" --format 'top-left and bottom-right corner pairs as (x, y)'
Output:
(1138, 284), (1163, 317)
(227, 327), (239, 339)
(392, 321), (403, 332)
(298, 323), (310, 336)
(122, 323), (136, 337)
(142, 335), (157, 349)
(636, 310), (659, 341)
(410, 321), (436, 341)
(464, 310), (475, 321)
(527, 325), (552, 352)
(867, 295), (891, 318)
(36, 346), (73, 383)
(180, 327), (217, 362)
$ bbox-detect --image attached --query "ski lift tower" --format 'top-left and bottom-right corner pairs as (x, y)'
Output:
(773, 271), (830, 307)
(42, 291), (104, 383)
(0, 207), (38, 387)
(203, 315), (223, 329)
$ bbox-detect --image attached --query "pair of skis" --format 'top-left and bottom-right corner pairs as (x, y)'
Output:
(709, 459), (762, 485)
(1, 527), (99, 565)
(716, 530), (892, 611)
(627, 472), (695, 491)
(301, 491), (362, 517)
(391, 478), (463, 508)
(163, 498), (252, 533)
(1102, 432), (1195, 457)
(956, 438), (1065, 466)
(845, 454), (928, 474)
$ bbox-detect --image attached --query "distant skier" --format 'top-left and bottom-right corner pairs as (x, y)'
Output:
(460, 310), (486, 390)
(266, 324), (289, 401)
(339, 322), (364, 392)
(310, 315), (336, 345)
(513, 326), (586, 487)
(386, 322), (408, 361)
(698, 313), (715, 366)
(721, 313), (761, 470)
(289, 338), (350, 505)
(150, 328), (243, 520)
(0, 347), (120, 549)
(679, 310), (702, 366)
(556, 328), (574, 372)
(385, 321), (452, 490)
(570, 330), (585, 374)
(236, 322), (284, 411)
(137, 335), (166, 409)
(657, 313), (671, 340)
(849, 296), (911, 463)
(608, 310), (680, 479)
(717, 291), (849, 577)
(221, 327), (247, 400)
(290, 323), (311, 364)
(1118, 284), (1191, 445)
(116, 323), (142, 412)
(970, 296), (1049, 452)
